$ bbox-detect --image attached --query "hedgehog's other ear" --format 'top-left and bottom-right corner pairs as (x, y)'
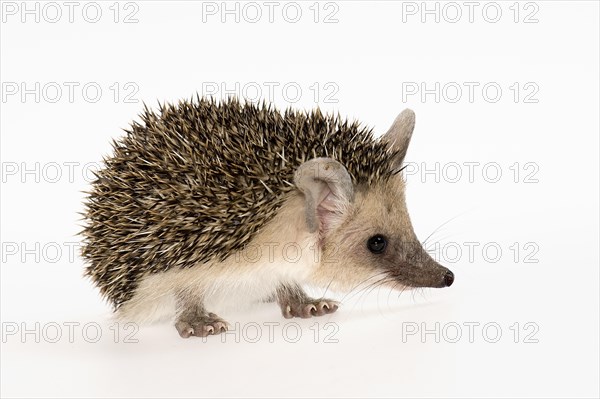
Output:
(294, 157), (354, 234)
(381, 109), (416, 169)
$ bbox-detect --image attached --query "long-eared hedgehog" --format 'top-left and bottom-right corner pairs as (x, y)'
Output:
(81, 97), (454, 338)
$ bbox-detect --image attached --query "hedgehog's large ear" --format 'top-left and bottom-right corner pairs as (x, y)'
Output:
(294, 158), (354, 234)
(381, 109), (416, 169)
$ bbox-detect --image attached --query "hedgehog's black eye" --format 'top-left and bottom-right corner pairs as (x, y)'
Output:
(367, 235), (387, 254)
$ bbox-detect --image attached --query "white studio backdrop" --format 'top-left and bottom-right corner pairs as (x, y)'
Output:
(1, 1), (598, 398)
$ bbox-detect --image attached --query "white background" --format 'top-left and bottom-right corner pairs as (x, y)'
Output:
(1, 1), (599, 398)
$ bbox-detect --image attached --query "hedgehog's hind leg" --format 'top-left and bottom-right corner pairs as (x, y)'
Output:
(276, 283), (339, 319)
(175, 293), (229, 338)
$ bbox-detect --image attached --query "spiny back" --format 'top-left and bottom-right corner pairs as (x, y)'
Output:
(82, 97), (396, 308)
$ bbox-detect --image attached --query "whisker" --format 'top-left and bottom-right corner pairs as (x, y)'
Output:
(386, 281), (402, 309)
(422, 210), (471, 246)
(358, 276), (394, 310)
(348, 275), (391, 313)
(361, 277), (391, 306)
(318, 277), (336, 301)
(352, 276), (388, 306)
(397, 284), (409, 300)
(376, 279), (399, 316)
(338, 271), (390, 303)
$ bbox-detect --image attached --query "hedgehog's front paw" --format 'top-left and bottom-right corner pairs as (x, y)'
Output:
(281, 299), (339, 319)
(175, 312), (229, 338)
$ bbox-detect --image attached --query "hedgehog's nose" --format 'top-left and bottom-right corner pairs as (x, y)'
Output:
(444, 271), (454, 287)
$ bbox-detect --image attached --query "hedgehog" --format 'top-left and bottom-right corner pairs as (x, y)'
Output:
(81, 97), (454, 338)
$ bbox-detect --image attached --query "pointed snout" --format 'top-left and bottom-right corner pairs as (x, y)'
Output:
(422, 257), (454, 288)
(429, 267), (454, 288)
(433, 265), (454, 288)
(443, 270), (454, 287)
(391, 263), (455, 289)
(420, 261), (455, 288)
(389, 247), (455, 289)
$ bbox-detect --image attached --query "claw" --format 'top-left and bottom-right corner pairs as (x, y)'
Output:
(175, 315), (229, 339)
(281, 299), (340, 319)
(175, 322), (195, 338)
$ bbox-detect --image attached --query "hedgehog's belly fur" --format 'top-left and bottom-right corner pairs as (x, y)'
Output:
(115, 194), (319, 324)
